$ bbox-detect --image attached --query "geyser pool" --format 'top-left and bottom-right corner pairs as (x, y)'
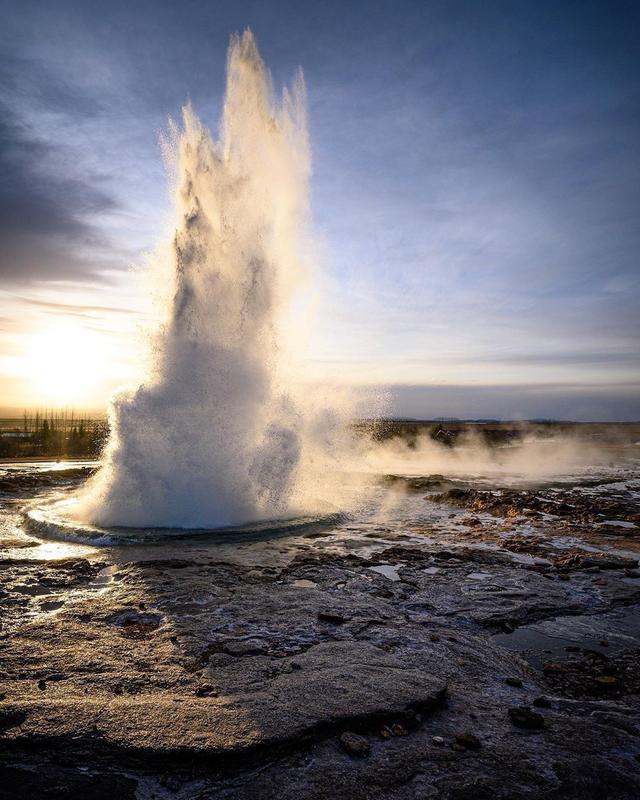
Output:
(25, 496), (345, 547)
(70, 31), (352, 531)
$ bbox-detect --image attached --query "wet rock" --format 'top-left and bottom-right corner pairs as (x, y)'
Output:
(508, 706), (545, 729)
(105, 610), (163, 639)
(318, 611), (346, 625)
(454, 732), (482, 750)
(541, 648), (640, 699)
(222, 639), (267, 657)
(379, 721), (412, 738)
(0, 765), (137, 800)
(439, 488), (469, 502)
(194, 684), (218, 697)
(385, 473), (453, 492)
(593, 675), (618, 687)
(0, 638), (447, 769)
(543, 662), (567, 674)
(556, 552), (638, 572)
(448, 778), (502, 799)
(390, 723), (408, 736)
(339, 731), (370, 756)
(0, 708), (27, 732)
(160, 773), (184, 792)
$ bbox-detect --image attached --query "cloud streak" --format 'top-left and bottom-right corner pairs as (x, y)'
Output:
(0, 98), (120, 282)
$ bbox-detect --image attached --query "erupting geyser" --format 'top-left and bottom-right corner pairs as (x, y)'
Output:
(75, 31), (347, 529)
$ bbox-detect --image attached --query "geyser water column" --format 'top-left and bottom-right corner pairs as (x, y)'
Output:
(76, 31), (340, 529)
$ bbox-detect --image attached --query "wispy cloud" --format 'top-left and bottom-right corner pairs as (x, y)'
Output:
(0, 101), (120, 282)
(9, 295), (139, 316)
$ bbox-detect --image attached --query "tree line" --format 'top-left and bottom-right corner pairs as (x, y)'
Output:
(0, 411), (108, 458)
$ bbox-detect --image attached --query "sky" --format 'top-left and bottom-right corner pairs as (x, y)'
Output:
(0, 0), (639, 420)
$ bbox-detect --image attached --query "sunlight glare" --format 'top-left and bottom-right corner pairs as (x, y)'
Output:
(25, 322), (110, 405)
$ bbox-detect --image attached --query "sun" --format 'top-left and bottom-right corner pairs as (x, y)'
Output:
(25, 322), (109, 406)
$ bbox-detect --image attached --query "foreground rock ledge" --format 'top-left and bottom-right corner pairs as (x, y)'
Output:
(2, 458), (640, 799)
(0, 641), (446, 761)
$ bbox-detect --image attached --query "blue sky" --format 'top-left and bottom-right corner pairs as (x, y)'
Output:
(0, 0), (639, 419)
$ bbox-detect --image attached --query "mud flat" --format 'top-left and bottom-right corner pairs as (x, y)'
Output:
(1, 456), (640, 799)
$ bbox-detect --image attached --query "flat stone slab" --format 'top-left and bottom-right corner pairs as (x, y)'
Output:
(0, 639), (446, 759)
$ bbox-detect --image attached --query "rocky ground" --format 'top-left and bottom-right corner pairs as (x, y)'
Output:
(0, 458), (639, 799)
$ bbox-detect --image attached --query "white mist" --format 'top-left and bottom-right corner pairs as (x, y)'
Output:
(77, 31), (348, 529)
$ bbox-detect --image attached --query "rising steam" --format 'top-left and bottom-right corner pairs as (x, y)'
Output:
(76, 31), (350, 528)
(358, 428), (610, 484)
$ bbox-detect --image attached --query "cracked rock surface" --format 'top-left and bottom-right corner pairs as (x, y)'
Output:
(0, 455), (639, 799)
